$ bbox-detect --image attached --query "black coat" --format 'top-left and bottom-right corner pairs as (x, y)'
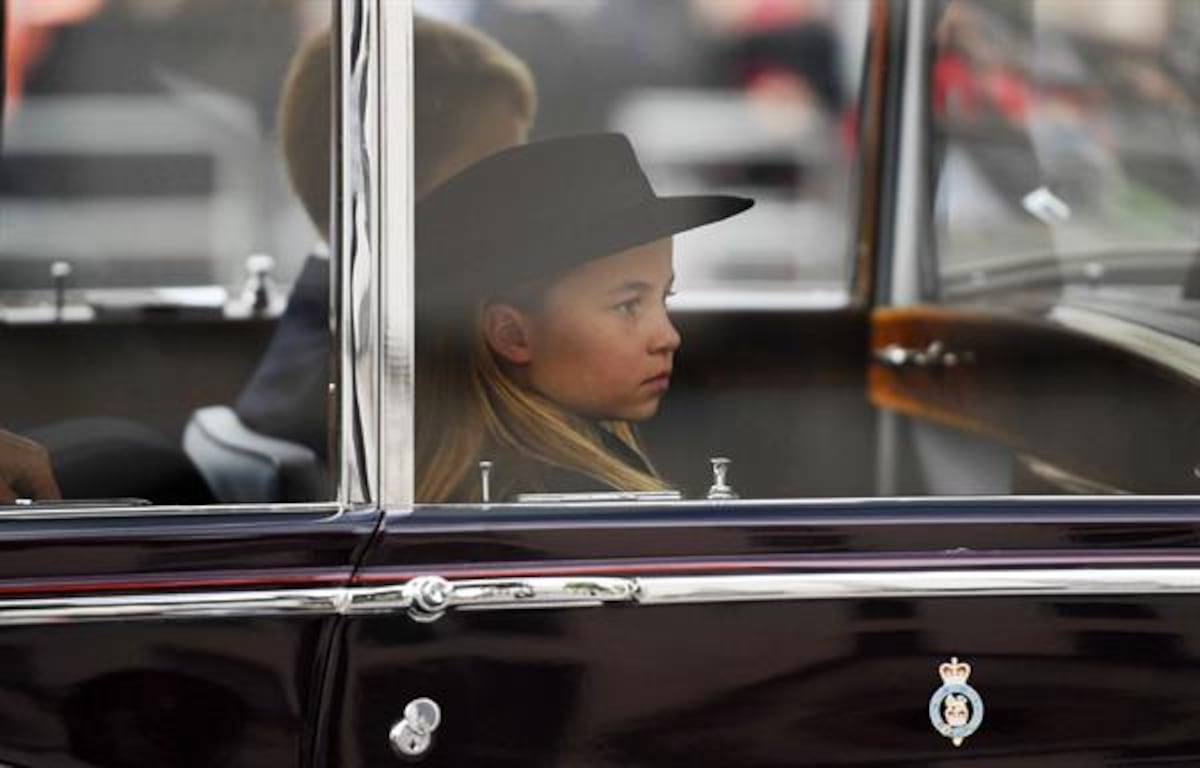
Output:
(234, 255), (330, 458)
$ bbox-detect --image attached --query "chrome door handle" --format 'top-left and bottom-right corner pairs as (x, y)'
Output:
(873, 340), (974, 370)
(388, 575), (640, 623)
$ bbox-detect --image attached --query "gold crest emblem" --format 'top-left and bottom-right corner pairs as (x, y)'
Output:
(928, 657), (984, 746)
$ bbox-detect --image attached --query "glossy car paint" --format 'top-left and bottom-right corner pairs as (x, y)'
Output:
(320, 500), (1200, 766)
(5, 0), (1200, 765)
(0, 507), (378, 767)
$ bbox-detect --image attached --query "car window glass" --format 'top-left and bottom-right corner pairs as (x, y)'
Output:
(0, 0), (336, 508)
(880, 0), (1200, 499)
(410, 0), (871, 505)
(932, 0), (1200, 304)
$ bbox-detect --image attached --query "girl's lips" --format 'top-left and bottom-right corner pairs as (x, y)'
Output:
(643, 373), (671, 391)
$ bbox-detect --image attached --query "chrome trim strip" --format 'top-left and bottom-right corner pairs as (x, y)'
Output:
(514, 490), (684, 503)
(378, 0), (415, 508)
(409, 495), (1200, 514)
(398, 570), (1200, 616)
(0, 501), (344, 521)
(632, 569), (1200, 605)
(0, 588), (349, 627)
(7, 568), (1200, 626)
(338, 0), (381, 505)
(1050, 305), (1200, 386)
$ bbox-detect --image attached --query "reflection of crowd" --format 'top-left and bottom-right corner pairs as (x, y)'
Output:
(934, 0), (1200, 260)
(1, 0), (333, 292)
(6, 0), (323, 124)
(421, 0), (853, 139)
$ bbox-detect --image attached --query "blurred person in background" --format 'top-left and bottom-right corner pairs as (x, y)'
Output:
(234, 15), (538, 460)
(2, 11), (537, 504)
(4, 0), (104, 112)
(0, 0), (322, 505)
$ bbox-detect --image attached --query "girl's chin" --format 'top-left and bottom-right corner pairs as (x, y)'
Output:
(616, 398), (664, 422)
(563, 394), (665, 422)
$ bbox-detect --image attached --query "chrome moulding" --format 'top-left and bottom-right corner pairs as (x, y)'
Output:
(337, 0), (382, 506)
(0, 588), (349, 627)
(5, 568), (1200, 626)
(377, 0), (416, 508)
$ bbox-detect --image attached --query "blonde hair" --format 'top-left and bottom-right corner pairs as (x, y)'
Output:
(415, 301), (668, 503)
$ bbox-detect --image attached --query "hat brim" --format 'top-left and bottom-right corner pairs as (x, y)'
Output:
(610, 193), (753, 250)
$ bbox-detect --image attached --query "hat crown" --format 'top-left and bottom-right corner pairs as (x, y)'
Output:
(416, 131), (753, 301)
(418, 133), (654, 245)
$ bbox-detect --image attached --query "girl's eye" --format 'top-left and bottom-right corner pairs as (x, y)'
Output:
(615, 298), (641, 316)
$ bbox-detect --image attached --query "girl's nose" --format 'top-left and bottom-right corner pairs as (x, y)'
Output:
(649, 311), (681, 354)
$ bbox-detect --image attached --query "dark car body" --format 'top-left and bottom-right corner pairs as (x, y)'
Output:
(3, 1), (1200, 766)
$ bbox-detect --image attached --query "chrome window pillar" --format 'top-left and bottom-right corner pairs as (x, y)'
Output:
(378, 1), (415, 508)
(338, 0), (400, 507)
(886, 0), (931, 307)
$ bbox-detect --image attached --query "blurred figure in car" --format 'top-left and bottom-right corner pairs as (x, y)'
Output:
(234, 16), (538, 459)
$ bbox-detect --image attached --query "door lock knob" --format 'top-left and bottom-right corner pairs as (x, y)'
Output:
(707, 457), (738, 500)
(389, 697), (442, 759)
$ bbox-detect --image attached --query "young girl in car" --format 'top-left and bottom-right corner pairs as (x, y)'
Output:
(415, 132), (752, 502)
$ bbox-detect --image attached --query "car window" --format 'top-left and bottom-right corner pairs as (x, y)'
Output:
(417, 0), (870, 311)
(0, 0), (338, 507)
(406, 0), (872, 505)
(932, 0), (1200, 305)
(869, 0), (1200, 499)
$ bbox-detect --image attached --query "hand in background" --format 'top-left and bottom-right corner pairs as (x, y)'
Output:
(0, 429), (61, 504)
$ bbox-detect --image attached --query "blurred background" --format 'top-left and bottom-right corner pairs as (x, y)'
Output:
(0, 0), (330, 314)
(0, 0), (870, 318)
(932, 0), (1200, 303)
(419, 0), (870, 309)
(2, 1), (1198, 315)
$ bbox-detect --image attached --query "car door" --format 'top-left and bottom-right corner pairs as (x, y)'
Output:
(0, 1), (381, 765)
(322, 1), (1200, 765)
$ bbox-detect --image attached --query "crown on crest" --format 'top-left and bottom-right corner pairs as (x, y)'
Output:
(939, 657), (971, 684)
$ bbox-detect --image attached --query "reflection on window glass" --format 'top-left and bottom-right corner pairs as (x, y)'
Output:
(421, 0), (868, 308)
(1, 1), (335, 507)
(933, 0), (1200, 303)
(412, 0), (870, 503)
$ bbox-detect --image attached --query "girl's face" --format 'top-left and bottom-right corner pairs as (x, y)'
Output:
(509, 238), (681, 421)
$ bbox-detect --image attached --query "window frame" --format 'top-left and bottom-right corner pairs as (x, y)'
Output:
(0, 0), (373, 520)
(378, 0), (1200, 511)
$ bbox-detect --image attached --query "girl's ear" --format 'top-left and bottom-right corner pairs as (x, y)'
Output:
(482, 303), (534, 364)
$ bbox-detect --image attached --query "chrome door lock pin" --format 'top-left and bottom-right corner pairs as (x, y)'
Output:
(479, 460), (493, 503)
(707, 456), (738, 500)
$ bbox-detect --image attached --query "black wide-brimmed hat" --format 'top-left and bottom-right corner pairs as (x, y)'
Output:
(416, 132), (753, 303)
